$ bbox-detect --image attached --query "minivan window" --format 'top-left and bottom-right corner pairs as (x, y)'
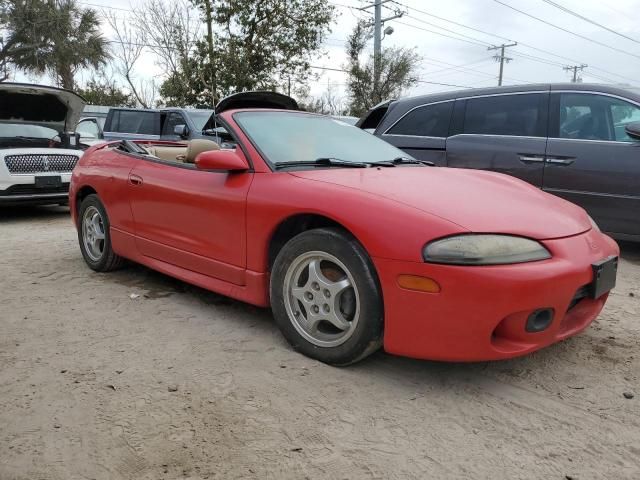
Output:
(558, 93), (640, 142)
(463, 93), (545, 137)
(112, 110), (158, 135)
(387, 101), (453, 137)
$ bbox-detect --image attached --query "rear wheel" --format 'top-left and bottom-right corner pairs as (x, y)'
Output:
(270, 228), (383, 366)
(77, 194), (124, 272)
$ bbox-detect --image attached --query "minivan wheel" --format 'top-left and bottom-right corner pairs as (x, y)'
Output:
(270, 228), (383, 366)
(77, 194), (124, 272)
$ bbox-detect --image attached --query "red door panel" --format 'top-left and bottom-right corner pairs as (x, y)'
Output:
(88, 149), (137, 233)
(127, 157), (252, 285)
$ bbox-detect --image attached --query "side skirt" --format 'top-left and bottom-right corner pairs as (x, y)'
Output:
(110, 227), (270, 307)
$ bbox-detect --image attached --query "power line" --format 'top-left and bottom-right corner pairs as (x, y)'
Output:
(421, 57), (530, 84)
(385, 0), (636, 85)
(390, 0), (514, 43)
(416, 80), (475, 88)
(397, 13), (493, 47)
(310, 65), (348, 73)
(387, 0), (639, 85)
(421, 58), (493, 76)
(391, 19), (489, 47)
(80, 1), (132, 12)
(540, 0), (640, 45)
(493, 0), (640, 62)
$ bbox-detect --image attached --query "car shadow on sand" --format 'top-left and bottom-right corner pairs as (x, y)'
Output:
(75, 228), (634, 384)
(0, 205), (70, 223)
(618, 240), (640, 265)
(106, 259), (608, 388)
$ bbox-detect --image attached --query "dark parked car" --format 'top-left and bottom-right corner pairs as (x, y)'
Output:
(100, 107), (216, 142)
(94, 92), (299, 147)
(360, 83), (640, 241)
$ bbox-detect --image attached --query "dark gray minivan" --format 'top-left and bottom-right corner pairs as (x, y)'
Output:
(361, 83), (640, 240)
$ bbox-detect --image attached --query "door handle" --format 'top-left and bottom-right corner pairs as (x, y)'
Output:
(519, 155), (545, 164)
(129, 173), (143, 186)
(546, 157), (575, 166)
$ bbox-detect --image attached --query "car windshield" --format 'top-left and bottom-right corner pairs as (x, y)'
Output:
(0, 122), (58, 139)
(186, 110), (214, 131)
(234, 111), (408, 166)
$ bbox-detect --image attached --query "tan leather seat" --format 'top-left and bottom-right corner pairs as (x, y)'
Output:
(183, 139), (220, 164)
(152, 145), (189, 162)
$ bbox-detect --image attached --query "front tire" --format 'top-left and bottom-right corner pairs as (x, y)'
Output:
(270, 228), (383, 366)
(77, 194), (124, 272)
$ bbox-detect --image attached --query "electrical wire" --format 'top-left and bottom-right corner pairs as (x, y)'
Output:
(539, 0), (640, 45)
(493, 0), (640, 62)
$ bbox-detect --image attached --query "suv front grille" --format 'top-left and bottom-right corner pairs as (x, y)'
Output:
(4, 154), (79, 174)
(0, 183), (70, 196)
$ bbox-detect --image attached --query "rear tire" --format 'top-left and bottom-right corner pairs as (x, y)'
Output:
(77, 194), (124, 272)
(270, 228), (383, 366)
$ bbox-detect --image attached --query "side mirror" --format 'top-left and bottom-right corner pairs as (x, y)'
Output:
(174, 124), (189, 138)
(195, 149), (249, 172)
(625, 122), (640, 140)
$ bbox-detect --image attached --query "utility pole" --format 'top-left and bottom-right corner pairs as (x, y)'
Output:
(488, 42), (517, 86)
(564, 64), (588, 83)
(203, 1), (216, 108)
(359, 1), (403, 92)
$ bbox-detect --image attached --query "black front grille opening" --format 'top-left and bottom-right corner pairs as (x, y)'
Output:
(568, 285), (590, 311)
(0, 183), (70, 196)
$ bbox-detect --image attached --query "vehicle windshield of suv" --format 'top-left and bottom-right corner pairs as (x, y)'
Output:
(0, 122), (59, 148)
(186, 110), (214, 131)
(234, 111), (409, 167)
(0, 123), (58, 139)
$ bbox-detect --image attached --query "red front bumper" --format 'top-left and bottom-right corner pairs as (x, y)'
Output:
(374, 228), (619, 361)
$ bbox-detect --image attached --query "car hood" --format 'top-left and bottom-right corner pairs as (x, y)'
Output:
(0, 83), (86, 132)
(289, 167), (591, 240)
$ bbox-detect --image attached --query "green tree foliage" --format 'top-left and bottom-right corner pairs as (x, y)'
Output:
(161, 0), (334, 107)
(76, 78), (136, 106)
(346, 20), (420, 117)
(2, 0), (109, 89)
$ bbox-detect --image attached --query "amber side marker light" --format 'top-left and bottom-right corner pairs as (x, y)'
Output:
(397, 275), (441, 293)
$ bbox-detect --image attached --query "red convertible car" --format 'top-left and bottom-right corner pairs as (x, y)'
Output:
(70, 92), (619, 365)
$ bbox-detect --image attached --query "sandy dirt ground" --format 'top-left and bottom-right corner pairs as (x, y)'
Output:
(0, 206), (639, 480)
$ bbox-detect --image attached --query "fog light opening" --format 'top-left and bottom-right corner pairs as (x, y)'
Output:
(525, 308), (554, 333)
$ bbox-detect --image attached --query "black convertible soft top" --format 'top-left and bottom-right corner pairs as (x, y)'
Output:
(215, 91), (298, 113)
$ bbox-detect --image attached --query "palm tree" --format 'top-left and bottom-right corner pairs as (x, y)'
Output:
(5, 0), (109, 90)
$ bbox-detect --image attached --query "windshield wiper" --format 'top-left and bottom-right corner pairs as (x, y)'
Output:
(274, 157), (372, 170)
(389, 156), (435, 166)
(0, 136), (49, 142)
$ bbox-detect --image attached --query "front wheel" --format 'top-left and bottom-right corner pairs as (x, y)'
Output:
(270, 228), (383, 366)
(77, 194), (124, 272)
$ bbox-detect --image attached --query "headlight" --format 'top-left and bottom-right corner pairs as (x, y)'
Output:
(423, 234), (551, 265)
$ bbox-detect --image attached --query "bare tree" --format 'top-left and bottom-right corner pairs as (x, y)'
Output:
(302, 83), (347, 115)
(133, 0), (201, 79)
(104, 10), (155, 108)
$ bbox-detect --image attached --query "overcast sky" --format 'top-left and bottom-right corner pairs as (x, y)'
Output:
(16, 0), (640, 104)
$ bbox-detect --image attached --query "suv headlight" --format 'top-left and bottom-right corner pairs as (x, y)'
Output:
(423, 234), (551, 265)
